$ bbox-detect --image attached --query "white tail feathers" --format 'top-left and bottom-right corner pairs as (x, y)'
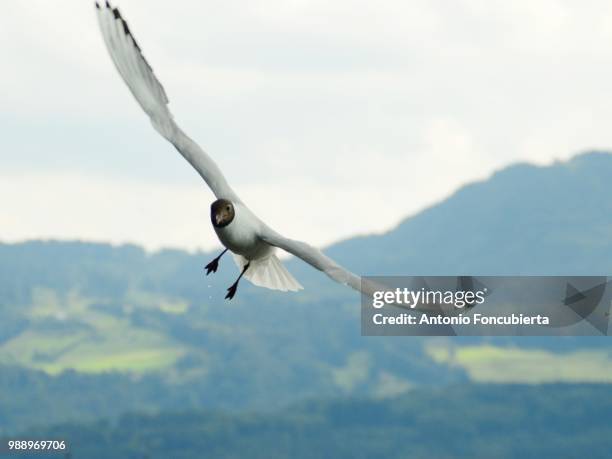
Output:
(233, 254), (303, 292)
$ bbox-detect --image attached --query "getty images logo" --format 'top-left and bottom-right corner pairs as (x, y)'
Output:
(372, 287), (487, 309)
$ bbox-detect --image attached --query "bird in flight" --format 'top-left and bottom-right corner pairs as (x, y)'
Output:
(95, 1), (377, 300)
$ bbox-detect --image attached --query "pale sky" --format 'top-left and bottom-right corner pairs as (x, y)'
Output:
(3, 0), (612, 252)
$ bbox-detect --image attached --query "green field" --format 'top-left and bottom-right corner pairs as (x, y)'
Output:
(4, 286), (612, 386)
(428, 344), (612, 383)
(0, 287), (189, 374)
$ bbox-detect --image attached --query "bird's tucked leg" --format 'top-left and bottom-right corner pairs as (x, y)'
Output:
(225, 262), (250, 300)
(205, 248), (228, 275)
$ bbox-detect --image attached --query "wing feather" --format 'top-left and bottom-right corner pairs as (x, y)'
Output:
(95, 2), (239, 201)
(259, 227), (380, 297)
(260, 229), (439, 308)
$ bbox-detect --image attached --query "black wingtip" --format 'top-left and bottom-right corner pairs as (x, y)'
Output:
(121, 18), (130, 36)
(95, 2), (100, 9)
(105, 0), (110, 7)
(112, 7), (121, 19)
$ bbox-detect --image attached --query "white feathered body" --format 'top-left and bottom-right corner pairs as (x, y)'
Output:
(214, 203), (303, 292)
(213, 203), (268, 259)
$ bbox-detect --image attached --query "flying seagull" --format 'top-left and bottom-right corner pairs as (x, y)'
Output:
(95, 1), (378, 300)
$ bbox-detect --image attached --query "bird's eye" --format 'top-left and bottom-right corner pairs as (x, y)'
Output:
(226, 206), (231, 211)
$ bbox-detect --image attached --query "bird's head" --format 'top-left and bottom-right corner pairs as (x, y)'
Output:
(211, 199), (235, 228)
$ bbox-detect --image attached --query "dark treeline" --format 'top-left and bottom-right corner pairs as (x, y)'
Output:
(16, 384), (612, 459)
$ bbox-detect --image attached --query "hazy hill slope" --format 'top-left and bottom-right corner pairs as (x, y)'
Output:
(323, 151), (612, 275)
(3, 151), (611, 304)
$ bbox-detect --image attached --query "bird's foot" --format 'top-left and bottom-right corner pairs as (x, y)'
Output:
(225, 261), (248, 300)
(204, 258), (220, 275)
(225, 282), (238, 300)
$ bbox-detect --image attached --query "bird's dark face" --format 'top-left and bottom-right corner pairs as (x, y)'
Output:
(211, 199), (235, 228)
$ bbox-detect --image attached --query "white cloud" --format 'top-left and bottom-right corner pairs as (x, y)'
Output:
(2, 0), (612, 250)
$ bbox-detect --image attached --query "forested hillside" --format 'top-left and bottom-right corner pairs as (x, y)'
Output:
(2, 152), (612, 435)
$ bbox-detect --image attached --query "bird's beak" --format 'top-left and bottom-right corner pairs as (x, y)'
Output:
(215, 213), (223, 225)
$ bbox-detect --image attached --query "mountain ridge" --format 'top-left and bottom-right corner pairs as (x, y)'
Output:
(323, 150), (612, 276)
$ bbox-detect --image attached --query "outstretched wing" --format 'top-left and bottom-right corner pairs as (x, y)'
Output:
(260, 229), (444, 311)
(95, 1), (239, 202)
(259, 226), (380, 297)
